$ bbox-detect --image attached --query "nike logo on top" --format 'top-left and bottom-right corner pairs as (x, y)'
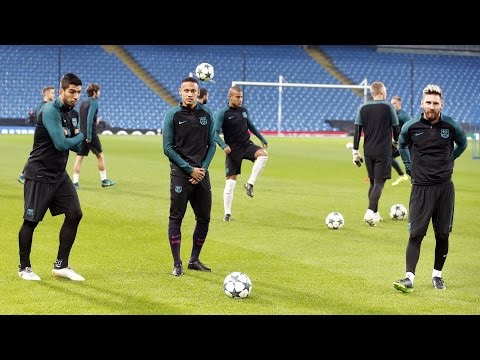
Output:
(414, 132), (424, 136)
(179, 121), (187, 124)
(228, 116), (234, 119)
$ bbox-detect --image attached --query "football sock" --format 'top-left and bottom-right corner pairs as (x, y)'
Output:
(224, 179), (236, 215)
(368, 179), (385, 211)
(406, 272), (415, 284)
(247, 156), (268, 185)
(364, 209), (375, 217)
(191, 222), (209, 261)
(100, 170), (107, 181)
(57, 210), (82, 267)
(432, 269), (442, 278)
(73, 173), (79, 183)
(168, 223), (182, 265)
(19, 220), (38, 268)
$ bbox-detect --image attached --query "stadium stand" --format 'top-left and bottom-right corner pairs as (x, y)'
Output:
(317, 45), (480, 131)
(1, 45), (479, 133)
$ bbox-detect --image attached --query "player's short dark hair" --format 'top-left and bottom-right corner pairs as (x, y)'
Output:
(60, 73), (82, 90)
(182, 76), (199, 85)
(86, 83), (100, 97)
(199, 88), (208, 98)
(392, 95), (402, 102)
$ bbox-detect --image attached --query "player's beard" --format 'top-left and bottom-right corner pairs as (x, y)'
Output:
(424, 109), (440, 122)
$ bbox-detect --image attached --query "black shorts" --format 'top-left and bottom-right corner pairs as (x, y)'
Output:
(225, 142), (262, 177)
(77, 134), (102, 156)
(408, 181), (454, 236)
(23, 176), (81, 222)
(169, 172), (212, 223)
(365, 155), (392, 180)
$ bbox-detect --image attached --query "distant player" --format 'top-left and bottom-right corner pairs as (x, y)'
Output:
(214, 85), (268, 222)
(352, 81), (399, 226)
(72, 83), (116, 189)
(390, 95), (410, 186)
(198, 88), (209, 104)
(18, 86), (55, 184)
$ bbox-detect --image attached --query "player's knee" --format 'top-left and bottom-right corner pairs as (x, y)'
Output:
(255, 148), (267, 157)
(225, 179), (236, 192)
(409, 233), (424, 244)
(23, 219), (39, 231)
(65, 209), (83, 224)
(196, 217), (210, 225)
(435, 232), (449, 244)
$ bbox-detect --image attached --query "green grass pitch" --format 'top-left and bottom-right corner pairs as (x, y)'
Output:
(1, 134), (479, 315)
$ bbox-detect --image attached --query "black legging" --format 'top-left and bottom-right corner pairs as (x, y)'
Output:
(368, 178), (385, 212)
(18, 209), (82, 269)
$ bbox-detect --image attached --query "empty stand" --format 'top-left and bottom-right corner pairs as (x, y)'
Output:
(1, 45), (479, 132)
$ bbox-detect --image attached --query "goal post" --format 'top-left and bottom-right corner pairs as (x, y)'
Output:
(472, 132), (480, 159)
(232, 76), (370, 136)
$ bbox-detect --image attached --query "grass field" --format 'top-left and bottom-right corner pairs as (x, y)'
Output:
(1, 134), (479, 315)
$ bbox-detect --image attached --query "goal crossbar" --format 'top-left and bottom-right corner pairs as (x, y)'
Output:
(232, 80), (369, 90)
(232, 76), (369, 135)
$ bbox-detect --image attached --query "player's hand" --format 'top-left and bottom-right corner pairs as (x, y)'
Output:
(352, 149), (363, 167)
(223, 145), (231, 154)
(191, 167), (205, 182)
(392, 140), (399, 149)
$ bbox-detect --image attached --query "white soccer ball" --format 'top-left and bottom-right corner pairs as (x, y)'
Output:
(223, 272), (252, 299)
(195, 62), (214, 82)
(325, 211), (345, 230)
(390, 204), (408, 220)
(346, 142), (354, 149)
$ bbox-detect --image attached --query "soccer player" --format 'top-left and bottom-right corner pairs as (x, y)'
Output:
(18, 86), (55, 184)
(18, 73), (86, 281)
(163, 76), (216, 276)
(352, 81), (399, 226)
(214, 85), (268, 222)
(390, 95), (410, 186)
(72, 83), (116, 189)
(198, 87), (209, 104)
(393, 84), (467, 293)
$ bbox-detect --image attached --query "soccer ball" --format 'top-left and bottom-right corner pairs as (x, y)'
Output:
(390, 204), (408, 220)
(325, 211), (345, 229)
(346, 142), (354, 149)
(195, 62), (214, 82)
(223, 272), (252, 299)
